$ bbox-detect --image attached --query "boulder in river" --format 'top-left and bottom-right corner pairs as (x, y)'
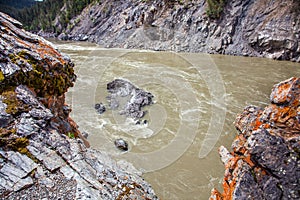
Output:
(114, 138), (129, 151)
(94, 102), (106, 114)
(107, 79), (154, 119)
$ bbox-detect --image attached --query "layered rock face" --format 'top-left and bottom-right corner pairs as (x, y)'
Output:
(210, 77), (300, 200)
(0, 12), (157, 199)
(58, 0), (300, 62)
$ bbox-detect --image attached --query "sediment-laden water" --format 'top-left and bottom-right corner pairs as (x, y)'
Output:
(55, 41), (300, 200)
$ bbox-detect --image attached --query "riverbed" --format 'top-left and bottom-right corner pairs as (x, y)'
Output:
(55, 41), (300, 200)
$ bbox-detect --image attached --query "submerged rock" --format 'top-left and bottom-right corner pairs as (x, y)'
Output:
(94, 102), (106, 114)
(210, 77), (300, 200)
(0, 12), (158, 200)
(106, 79), (154, 119)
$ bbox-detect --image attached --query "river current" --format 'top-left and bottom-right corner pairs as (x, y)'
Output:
(55, 41), (300, 200)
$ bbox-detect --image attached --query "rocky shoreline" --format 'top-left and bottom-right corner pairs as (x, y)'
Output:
(0, 12), (158, 199)
(210, 77), (300, 200)
(42, 0), (300, 62)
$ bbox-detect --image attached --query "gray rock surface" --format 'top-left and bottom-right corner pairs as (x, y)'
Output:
(57, 0), (300, 62)
(114, 138), (129, 151)
(0, 101), (11, 128)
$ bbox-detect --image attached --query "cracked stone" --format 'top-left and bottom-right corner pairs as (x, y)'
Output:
(6, 151), (38, 174)
(0, 100), (12, 128)
(27, 142), (65, 172)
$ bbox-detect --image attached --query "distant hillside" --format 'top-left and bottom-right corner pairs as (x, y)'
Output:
(0, 0), (37, 19)
(10, 0), (94, 33)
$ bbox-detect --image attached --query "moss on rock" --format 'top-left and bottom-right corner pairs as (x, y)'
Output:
(0, 127), (38, 162)
(2, 90), (31, 115)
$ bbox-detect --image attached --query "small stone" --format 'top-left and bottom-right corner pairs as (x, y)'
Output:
(16, 116), (37, 137)
(270, 77), (299, 105)
(29, 108), (53, 120)
(0, 163), (27, 180)
(114, 139), (129, 151)
(218, 146), (233, 165)
(94, 103), (106, 114)
(82, 131), (89, 139)
(129, 184), (135, 189)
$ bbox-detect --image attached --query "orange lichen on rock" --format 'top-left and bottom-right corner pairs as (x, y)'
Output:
(221, 179), (236, 200)
(242, 154), (255, 168)
(210, 188), (223, 200)
(253, 118), (263, 130)
(270, 77), (299, 105)
(211, 77), (300, 200)
(0, 11), (78, 136)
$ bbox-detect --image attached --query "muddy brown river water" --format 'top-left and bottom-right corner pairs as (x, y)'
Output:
(55, 41), (300, 200)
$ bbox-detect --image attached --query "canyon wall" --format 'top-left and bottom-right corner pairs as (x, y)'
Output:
(56, 0), (300, 62)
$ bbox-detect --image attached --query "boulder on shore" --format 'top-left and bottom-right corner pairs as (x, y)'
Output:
(210, 77), (300, 200)
(0, 12), (158, 200)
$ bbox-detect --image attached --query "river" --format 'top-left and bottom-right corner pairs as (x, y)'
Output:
(54, 41), (300, 200)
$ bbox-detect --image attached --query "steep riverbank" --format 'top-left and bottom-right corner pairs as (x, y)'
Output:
(50, 0), (300, 62)
(210, 77), (300, 200)
(0, 12), (157, 199)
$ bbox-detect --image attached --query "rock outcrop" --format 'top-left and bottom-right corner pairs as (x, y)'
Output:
(210, 77), (300, 200)
(57, 0), (300, 62)
(106, 79), (154, 119)
(0, 12), (158, 199)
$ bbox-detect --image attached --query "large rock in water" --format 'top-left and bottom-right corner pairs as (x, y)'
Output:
(107, 79), (154, 119)
(0, 12), (158, 199)
(210, 77), (300, 200)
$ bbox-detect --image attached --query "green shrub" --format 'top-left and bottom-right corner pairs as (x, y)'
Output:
(206, 0), (226, 19)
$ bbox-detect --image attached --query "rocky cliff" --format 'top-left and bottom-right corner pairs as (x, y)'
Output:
(210, 77), (300, 200)
(0, 12), (157, 199)
(56, 0), (300, 62)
